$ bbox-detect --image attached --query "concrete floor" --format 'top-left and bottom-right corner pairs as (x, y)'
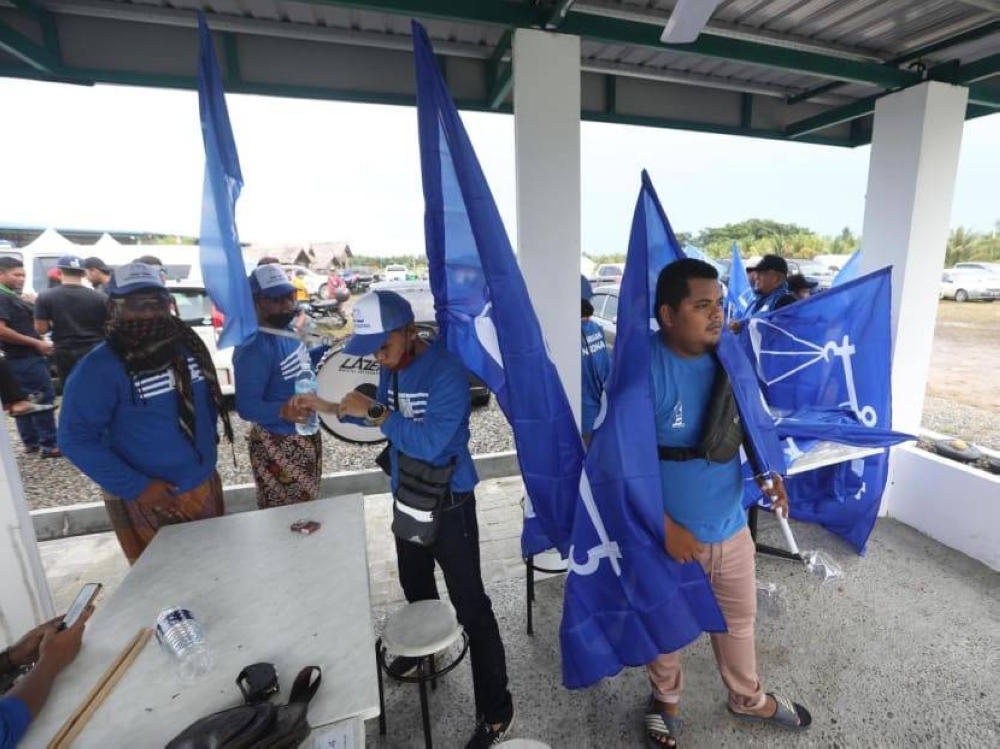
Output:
(39, 480), (1000, 748)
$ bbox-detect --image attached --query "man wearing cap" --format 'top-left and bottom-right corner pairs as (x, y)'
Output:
(58, 263), (234, 563)
(295, 290), (516, 748)
(581, 275), (611, 446)
(0, 256), (60, 458)
(233, 265), (321, 509)
(744, 254), (797, 316)
(787, 273), (819, 301)
(34, 255), (107, 383)
(83, 257), (113, 293)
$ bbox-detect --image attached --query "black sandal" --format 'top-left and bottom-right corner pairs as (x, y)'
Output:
(644, 703), (680, 747)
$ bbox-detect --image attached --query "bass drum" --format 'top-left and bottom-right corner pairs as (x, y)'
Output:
(315, 346), (387, 444)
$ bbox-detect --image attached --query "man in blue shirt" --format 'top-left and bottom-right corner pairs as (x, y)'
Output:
(580, 276), (611, 445)
(1, 610), (90, 748)
(745, 254), (797, 316)
(298, 291), (515, 748)
(644, 259), (810, 747)
(59, 264), (233, 564)
(234, 265), (320, 508)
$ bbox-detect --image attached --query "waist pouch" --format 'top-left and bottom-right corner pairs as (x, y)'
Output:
(165, 666), (321, 749)
(658, 361), (745, 464)
(391, 451), (457, 547)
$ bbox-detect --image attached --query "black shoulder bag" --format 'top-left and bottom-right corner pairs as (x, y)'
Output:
(164, 666), (321, 749)
(386, 372), (457, 547)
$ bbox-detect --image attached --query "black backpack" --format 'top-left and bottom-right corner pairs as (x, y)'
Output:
(165, 667), (321, 749)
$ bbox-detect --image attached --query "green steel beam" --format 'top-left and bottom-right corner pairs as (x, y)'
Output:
(954, 52), (1000, 84)
(222, 32), (242, 84)
(788, 19), (1000, 105)
(302, 1), (539, 27)
(740, 93), (753, 129)
(0, 19), (60, 73)
(785, 95), (879, 139)
(487, 30), (512, 110)
(557, 13), (921, 88)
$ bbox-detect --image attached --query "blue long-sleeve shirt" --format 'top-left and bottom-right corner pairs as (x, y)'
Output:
(58, 343), (220, 500)
(0, 697), (31, 748)
(377, 341), (478, 494)
(233, 330), (309, 435)
(581, 319), (611, 436)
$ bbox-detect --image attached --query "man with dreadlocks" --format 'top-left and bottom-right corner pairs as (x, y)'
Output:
(58, 264), (234, 564)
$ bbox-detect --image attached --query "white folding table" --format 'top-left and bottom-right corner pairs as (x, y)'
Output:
(22, 493), (378, 748)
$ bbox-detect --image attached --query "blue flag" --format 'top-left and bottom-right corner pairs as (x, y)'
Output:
(197, 14), (256, 349)
(412, 22), (582, 557)
(831, 250), (861, 287)
(727, 242), (754, 318)
(561, 172), (725, 689)
(742, 268), (910, 552)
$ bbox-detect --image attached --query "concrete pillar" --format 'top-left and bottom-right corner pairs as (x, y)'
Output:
(512, 28), (582, 425)
(0, 426), (54, 648)
(859, 81), (968, 435)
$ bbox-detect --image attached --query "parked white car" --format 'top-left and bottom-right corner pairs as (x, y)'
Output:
(281, 264), (327, 297)
(383, 264), (408, 282)
(939, 269), (1000, 302)
(166, 281), (235, 396)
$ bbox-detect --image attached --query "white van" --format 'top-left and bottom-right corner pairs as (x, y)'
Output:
(383, 264), (408, 282)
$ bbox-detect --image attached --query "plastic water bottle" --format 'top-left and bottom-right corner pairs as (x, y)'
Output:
(155, 607), (213, 683)
(295, 367), (320, 436)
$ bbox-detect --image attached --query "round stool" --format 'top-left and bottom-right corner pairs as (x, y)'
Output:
(375, 600), (469, 749)
(499, 740), (552, 748)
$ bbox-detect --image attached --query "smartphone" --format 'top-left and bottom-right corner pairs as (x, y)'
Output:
(59, 582), (102, 630)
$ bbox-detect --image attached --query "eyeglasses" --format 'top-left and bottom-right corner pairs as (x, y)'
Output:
(112, 296), (171, 314)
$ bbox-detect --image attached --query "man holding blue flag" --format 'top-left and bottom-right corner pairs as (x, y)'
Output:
(580, 275), (611, 445)
(645, 258), (811, 745)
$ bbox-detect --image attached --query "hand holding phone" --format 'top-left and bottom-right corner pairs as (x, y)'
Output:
(59, 582), (102, 631)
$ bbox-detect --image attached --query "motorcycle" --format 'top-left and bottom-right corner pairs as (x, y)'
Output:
(304, 288), (350, 329)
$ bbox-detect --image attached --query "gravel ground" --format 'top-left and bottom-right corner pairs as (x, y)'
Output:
(9, 397), (514, 511)
(8, 390), (996, 511)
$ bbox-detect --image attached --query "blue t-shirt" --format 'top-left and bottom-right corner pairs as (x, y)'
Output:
(746, 283), (796, 316)
(234, 330), (309, 435)
(0, 696), (31, 748)
(58, 343), (219, 500)
(378, 341), (478, 494)
(581, 319), (611, 436)
(651, 335), (745, 544)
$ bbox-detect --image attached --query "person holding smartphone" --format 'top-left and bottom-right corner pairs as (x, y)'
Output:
(0, 607), (92, 748)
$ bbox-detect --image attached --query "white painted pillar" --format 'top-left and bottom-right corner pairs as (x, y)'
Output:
(859, 81), (968, 436)
(0, 426), (54, 648)
(512, 28), (582, 425)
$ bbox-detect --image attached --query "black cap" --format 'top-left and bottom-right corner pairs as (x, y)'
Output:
(748, 254), (788, 275)
(787, 273), (818, 292)
(83, 256), (112, 273)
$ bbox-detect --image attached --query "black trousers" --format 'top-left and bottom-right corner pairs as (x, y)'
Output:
(53, 343), (99, 383)
(394, 492), (514, 725)
(0, 357), (27, 406)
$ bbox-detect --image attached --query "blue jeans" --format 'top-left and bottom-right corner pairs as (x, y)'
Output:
(8, 355), (57, 448)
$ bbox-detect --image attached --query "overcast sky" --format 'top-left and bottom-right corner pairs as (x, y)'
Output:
(2, 78), (998, 257)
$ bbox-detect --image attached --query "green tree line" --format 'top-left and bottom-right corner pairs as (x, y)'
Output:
(586, 219), (1000, 267)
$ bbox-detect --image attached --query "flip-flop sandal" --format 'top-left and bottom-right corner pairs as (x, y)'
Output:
(644, 705), (681, 747)
(727, 692), (812, 732)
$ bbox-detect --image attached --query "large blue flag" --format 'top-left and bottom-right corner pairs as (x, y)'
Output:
(197, 14), (256, 349)
(561, 171), (725, 689)
(831, 249), (861, 287)
(742, 268), (910, 552)
(727, 242), (754, 319)
(412, 22), (582, 557)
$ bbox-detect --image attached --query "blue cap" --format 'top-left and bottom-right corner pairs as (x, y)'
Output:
(56, 255), (84, 271)
(106, 263), (166, 297)
(581, 274), (593, 301)
(343, 290), (415, 356)
(249, 265), (296, 298)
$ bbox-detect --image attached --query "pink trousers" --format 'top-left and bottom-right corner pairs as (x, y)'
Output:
(646, 525), (766, 711)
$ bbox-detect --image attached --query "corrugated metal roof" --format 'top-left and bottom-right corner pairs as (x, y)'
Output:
(0, 0), (997, 146)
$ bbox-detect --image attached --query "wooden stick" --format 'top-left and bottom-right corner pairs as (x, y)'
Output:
(48, 628), (151, 749)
